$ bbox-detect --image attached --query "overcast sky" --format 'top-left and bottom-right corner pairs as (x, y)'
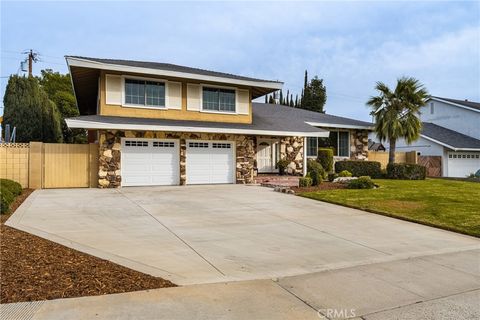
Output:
(1, 1), (479, 121)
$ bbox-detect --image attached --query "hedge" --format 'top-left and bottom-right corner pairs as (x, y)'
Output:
(335, 161), (382, 178)
(317, 148), (334, 172)
(386, 163), (426, 180)
(299, 176), (312, 187)
(307, 159), (325, 186)
(0, 179), (22, 214)
(0, 179), (22, 196)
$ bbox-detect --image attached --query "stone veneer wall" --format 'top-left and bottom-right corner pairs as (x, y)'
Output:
(280, 136), (304, 175)
(98, 130), (257, 188)
(350, 129), (369, 160)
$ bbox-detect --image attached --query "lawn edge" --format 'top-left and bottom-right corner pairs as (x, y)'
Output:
(298, 193), (479, 239)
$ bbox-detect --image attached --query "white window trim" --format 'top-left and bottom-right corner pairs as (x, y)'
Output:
(121, 75), (170, 110)
(200, 84), (238, 115)
(306, 130), (351, 158)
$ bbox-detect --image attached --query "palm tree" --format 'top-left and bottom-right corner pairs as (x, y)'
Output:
(367, 77), (429, 164)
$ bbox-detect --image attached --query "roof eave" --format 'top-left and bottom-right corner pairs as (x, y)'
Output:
(428, 97), (480, 113)
(65, 118), (329, 138)
(65, 56), (283, 91)
(420, 134), (480, 151)
(305, 121), (374, 130)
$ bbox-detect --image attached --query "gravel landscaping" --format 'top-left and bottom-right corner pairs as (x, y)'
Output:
(1, 190), (176, 304)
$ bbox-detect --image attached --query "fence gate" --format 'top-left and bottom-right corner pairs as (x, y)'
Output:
(418, 156), (442, 177)
(43, 143), (98, 188)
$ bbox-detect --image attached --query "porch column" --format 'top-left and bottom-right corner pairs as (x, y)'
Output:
(303, 137), (307, 177)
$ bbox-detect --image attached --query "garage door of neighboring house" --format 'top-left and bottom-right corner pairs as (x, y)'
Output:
(121, 138), (180, 186)
(447, 152), (480, 177)
(186, 141), (235, 184)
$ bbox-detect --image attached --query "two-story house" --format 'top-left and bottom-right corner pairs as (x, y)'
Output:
(393, 96), (480, 177)
(65, 56), (373, 187)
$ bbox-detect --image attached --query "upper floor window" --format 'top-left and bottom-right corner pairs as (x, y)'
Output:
(125, 79), (165, 107)
(430, 102), (434, 114)
(202, 87), (236, 112)
(307, 131), (350, 158)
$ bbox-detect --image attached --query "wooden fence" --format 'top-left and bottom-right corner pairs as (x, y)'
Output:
(368, 151), (418, 169)
(0, 142), (98, 189)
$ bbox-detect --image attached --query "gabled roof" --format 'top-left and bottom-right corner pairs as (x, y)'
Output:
(67, 56), (282, 85)
(254, 103), (373, 130)
(421, 122), (480, 151)
(429, 96), (480, 112)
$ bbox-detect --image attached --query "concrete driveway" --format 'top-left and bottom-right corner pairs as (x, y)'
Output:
(7, 185), (479, 285)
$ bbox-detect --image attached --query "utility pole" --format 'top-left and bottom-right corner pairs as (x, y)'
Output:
(22, 49), (39, 77)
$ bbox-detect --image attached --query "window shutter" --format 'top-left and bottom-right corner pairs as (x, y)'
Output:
(168, 82), (182, 109)
(187, 84), (201, 111)
(236, 89), (250, 114)
(105, 75), (122, 105)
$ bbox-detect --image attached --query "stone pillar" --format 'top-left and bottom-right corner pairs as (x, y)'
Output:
(98, 130), (122, 188)
(179, 139), (186, 185)
(350, 130), (369, 160)
(280, 136), (304, 175)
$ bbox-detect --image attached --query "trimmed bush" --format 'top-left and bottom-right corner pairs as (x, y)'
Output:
(335, 160), (382, 178)
(0, 188), (15, 214)
(386, 163), (426, 180)
(307, 159), (325, 186)
(317, 148), (334, 172)
(276, 159), (290, 175)
(338, 170), (352, 177)
(347, 176), (375, 189)
(299, 176), (312, 187)
(0, 179), (22, 196)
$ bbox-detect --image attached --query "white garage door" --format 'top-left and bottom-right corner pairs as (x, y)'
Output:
(186, 141), (235, 184)
(447, 152), (480, 177)
(121, 138), (179, 186)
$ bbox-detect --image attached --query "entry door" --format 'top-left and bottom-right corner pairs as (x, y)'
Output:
(186, 141), (235, 184)
(257, 139), (275, 173)
(121, 138), (180, 186)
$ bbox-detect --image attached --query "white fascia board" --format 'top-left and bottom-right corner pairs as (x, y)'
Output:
(65, 119), (329, 138)
(66, 57), (283, 90)
(305, 121), (374, 130)
(428, 97), (480, 114)
(420, 134), (480, 151)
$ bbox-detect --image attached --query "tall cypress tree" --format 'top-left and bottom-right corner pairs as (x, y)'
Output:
(3, 75), (62, 143)
(264, 94), (268, 103)
(279, 90), (283, 105)
(290, 94), (294, 107)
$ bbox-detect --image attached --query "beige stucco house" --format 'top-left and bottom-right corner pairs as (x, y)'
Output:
(65, 56), (373, 187)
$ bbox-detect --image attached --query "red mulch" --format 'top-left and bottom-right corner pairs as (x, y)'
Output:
(0, 190), (176, 304)
(291, 182), (347, 193)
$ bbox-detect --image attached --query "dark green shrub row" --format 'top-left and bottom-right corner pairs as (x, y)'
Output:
(0, 179), (22, 214)
(386, 163), (426, 180)
(317, 148), (334, 172)
(347, 176), (375, 189)
(335, 161), (382, 178)
(307, 159), (325, 186)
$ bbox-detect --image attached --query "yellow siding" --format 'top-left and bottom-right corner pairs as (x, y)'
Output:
(99, 71), (253, 124)
(368, 151), (417, 169)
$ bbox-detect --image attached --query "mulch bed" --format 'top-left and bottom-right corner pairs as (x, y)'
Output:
(291, 182), (347, 193)
(1, 190), (176, 304)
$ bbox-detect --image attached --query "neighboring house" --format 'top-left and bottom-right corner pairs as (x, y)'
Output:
(65, 56), (372, 187)
(368, 139), (386, 151)
(385, 96), (480, 177)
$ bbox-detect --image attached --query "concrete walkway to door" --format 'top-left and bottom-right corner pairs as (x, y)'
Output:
(7, 185), (480, 286)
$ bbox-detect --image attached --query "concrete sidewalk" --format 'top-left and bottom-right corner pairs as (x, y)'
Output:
(2, 249), (479, 320)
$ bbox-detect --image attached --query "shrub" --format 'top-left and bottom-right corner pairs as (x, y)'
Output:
(307, 159), (325, 186)
(299, 176), (312, 187)
(327, 172), (338, 182)
(317, 148), (334, 172)
(0, 188), (15, 214)
(335, 160), (382, 178)
(338, 170), (352, 177)
(0, 179), (22, 196)
(386, 163), (426, 180)
(347, 176), (375, 189)
(277, 159), (290, 175)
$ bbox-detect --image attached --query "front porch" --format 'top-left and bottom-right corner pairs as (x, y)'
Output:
(254, 174), (300, 187)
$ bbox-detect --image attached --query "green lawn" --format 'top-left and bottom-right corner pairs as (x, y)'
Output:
(299, 179), (480, 237)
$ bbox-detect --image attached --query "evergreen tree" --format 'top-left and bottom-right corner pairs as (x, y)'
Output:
(264, 94), (268, 103)
(294, 94), (299, 108)
(268, 94), (275, 104)
(290, 94), (294, 107)
(302, 76), (327, 113)
(3, 75), (62, 142)
(285, 90), (290, 106)
(279, 90), (283, 105)
(38, 69), (86, 143)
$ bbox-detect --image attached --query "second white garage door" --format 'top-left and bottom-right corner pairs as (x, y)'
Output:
(121, 138), (180, 186)
(447, 152), (480, 177)
(186, 141), (235, 184)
